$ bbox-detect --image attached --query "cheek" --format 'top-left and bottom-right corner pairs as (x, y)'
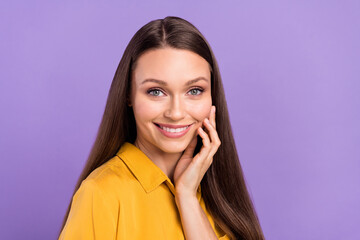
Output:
(132, 95), (162, 121)
(186, 99), (212, 121)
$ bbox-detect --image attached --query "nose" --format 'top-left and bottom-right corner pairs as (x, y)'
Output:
(164, 95), (185, 121)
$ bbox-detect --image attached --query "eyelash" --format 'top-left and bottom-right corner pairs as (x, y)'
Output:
(147, 87), (204, 97)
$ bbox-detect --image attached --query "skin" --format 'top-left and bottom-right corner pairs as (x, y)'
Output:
(129, 47), (221, 239)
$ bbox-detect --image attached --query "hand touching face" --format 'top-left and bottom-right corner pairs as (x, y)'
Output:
(173, 105), (221, 197)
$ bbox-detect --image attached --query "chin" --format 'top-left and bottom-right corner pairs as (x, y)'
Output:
(157, 140), (190, 153)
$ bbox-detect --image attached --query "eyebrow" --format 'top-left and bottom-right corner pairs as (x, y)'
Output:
(141, 77), (209, 86)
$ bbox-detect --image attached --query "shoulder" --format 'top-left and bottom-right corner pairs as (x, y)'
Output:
(76, 155), (136, 201)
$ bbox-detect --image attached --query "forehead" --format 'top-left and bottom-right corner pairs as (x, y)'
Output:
(132, 47), (211, 85)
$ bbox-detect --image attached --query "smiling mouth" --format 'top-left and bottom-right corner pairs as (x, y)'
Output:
(154, 123), (192, 133)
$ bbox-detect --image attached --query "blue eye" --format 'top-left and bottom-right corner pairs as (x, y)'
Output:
(188, 88), (204, 96)
(147, 89), (164, 97)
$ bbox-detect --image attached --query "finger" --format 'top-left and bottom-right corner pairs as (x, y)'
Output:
(204, 118), (221, 147)
(198, 126), (211, 148)
(203, 106), (215, 135)
(210, 105), (216, 129)
(197, 126), (216, 169)
(182, 133), (198, 158)
(195, 127), (211, 162)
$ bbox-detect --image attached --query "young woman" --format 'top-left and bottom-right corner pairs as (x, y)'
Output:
(58, 16), (264, 240)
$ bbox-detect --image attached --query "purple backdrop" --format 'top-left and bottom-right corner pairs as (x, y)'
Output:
(1, 1), (359, 239)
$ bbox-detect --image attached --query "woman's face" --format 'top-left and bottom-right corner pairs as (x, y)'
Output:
(130, 47), (212, 153)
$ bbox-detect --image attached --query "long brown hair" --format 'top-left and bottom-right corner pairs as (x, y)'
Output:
(58, 16), (264, 240)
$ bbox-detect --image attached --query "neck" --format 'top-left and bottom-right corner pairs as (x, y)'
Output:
(134, 139), (182, 183)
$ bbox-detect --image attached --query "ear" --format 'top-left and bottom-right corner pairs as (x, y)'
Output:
(127, 99), (132, 107)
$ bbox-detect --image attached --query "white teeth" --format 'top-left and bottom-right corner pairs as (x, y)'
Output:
(160, 125), (189, 133)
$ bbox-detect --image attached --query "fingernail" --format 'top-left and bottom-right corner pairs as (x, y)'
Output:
(205, 118), (209, 123)
(213, 106), (216, 113)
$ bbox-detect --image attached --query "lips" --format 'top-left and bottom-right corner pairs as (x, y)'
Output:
(154, 122), (193, 138)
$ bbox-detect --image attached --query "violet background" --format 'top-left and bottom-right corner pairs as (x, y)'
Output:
(1, 1), (359, 239)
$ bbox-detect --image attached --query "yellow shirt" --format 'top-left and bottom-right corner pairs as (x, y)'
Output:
(59, 142), (229, 239)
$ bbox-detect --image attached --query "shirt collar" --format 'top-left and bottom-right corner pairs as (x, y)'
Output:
(116, 142), (201, 198)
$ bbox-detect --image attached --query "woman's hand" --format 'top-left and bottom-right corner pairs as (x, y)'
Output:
(173, 105), (221, 198)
